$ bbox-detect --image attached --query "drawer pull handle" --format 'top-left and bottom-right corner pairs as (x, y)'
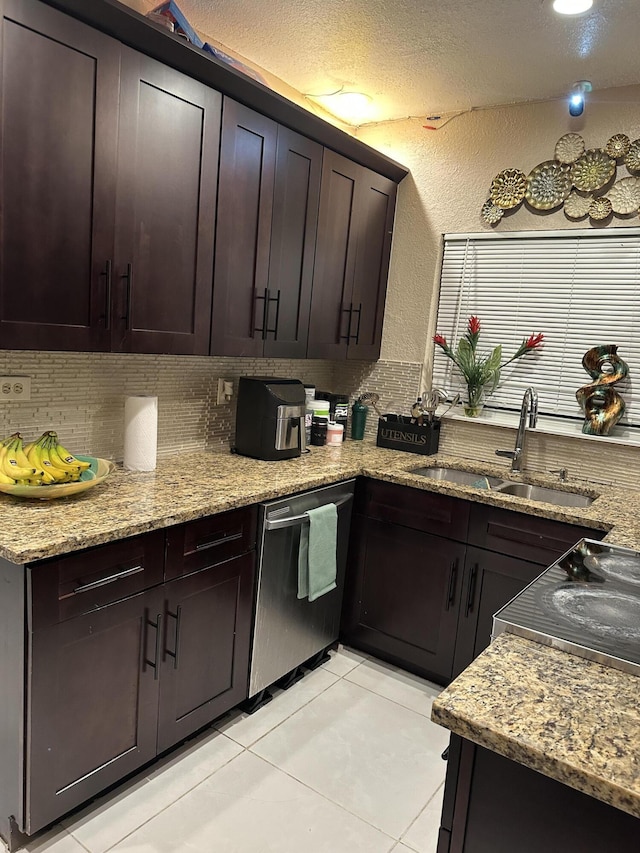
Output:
(465, 563), (479, 617)
(195, 530), (243, 551)
(143, 611), (162, 680)
(165, 604), (182, 669)
(446, 559), (458, 610)
(70, 564), (144, 595)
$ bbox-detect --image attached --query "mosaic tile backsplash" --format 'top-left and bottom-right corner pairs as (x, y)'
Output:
(0, 350), (637, 490)
(0, 351), (421, 461)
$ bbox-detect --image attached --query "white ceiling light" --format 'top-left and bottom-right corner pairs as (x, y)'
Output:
(552, 0), (594, 15)
(306, 91), (374, 125)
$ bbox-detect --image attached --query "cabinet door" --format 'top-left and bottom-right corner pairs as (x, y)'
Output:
(451, 547), (542, 679)
(343, 515), (465, 683)
(157, 552), (255, 753)
(0, 0), (117, 351)
(26, 587), (164, 834)
(347, 170), (396, 360)
(264, 127), (322, 358)
(211, 100), (277, 356)
(114, 49), (220, 354)
(307, 150), (360, 359)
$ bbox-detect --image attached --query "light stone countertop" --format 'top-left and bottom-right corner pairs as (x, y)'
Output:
(1, 439), (639, 565)
(3, 439), (639, 817)
(431, 633), (640, 819)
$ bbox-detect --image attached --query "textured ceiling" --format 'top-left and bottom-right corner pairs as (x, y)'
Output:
(147, 0), (640, 123)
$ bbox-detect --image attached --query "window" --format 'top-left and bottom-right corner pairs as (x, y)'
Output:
(433, 229), (640, 428)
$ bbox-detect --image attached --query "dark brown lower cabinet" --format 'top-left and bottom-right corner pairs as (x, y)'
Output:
(1, 507), (257, 848)
(439, 736), (640, 853)
(451, 548), (543, 678)
(157, 553), (254, 753)
(342, 479), (603, 683)
(342, 514), (465, 683)
(27, 587), (164, 833)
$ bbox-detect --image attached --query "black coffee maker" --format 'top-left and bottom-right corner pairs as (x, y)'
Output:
(235, 377), (306, 460)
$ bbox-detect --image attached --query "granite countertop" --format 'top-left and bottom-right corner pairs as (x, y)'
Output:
(431, 633), (640, 819)
(2, 440), (640, 564)
(4, 439), (640, 815)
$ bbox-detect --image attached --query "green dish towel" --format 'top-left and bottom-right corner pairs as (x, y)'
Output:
(297, 503), (338, 602)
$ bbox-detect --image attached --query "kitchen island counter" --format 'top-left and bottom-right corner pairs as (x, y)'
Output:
(1, 441), (639, 564)
(431, 631), (640, 819)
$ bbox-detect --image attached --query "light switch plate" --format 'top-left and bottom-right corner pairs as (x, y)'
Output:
(0, 376), (31, 402)
(216, 378), (233, 405)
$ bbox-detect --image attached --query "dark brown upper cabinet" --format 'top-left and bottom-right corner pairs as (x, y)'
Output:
(113, 50), (220, 355)
(0, 0), (219, 355)
(0, 0), (118, 352)
(308, 150), (396, 360)
(211, 99), (322, 358)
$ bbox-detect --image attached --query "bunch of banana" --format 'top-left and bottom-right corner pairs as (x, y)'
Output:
(0, 434), (40, 484)
(0, 431), (90, 486)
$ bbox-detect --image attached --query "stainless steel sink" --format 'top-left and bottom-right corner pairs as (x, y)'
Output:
(409, 467), (504, 488)
(493, 482), (594, 507)
(409, 466), (596, 507)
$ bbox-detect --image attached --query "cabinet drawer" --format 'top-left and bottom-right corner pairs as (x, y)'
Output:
(357, 478), (469, 542)
(164, 505), (257, 579)
(467, 504), (602, 565)
(30, 530), (165, 629)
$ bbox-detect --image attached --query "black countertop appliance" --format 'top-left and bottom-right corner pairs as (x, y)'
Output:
(235, 377), (306, 461)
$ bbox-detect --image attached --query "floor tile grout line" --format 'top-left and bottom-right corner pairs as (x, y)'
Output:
(220, 668), (345, 749)
(341, 671), (442, 720)
(397, 780), (445, 851)
(66, 740), (246, 853)
(243, 748), (402, 845)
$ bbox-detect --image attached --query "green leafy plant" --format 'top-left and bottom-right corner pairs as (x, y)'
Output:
(434, 317), (544, 416)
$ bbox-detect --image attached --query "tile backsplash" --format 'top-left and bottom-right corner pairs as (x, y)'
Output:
(0, 351), (421, 461)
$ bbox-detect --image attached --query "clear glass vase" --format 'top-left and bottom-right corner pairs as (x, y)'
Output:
(463, 385), (485, 417)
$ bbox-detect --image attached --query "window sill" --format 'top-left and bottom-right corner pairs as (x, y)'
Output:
(443, 408), (640, 449)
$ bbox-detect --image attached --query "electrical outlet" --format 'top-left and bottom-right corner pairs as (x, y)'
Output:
(216, 378), (233, 405)
(0, 376), (31, 402)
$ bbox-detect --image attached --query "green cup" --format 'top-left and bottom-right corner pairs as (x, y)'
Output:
(351, 401), (368, 440)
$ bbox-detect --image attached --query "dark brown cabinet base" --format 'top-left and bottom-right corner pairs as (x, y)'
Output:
(0, 506), (256, 847)
(439, 736), (640, 853)
(342, 479), (602, 683)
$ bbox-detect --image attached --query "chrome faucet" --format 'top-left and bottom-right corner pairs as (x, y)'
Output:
(495, 387), (538, 473)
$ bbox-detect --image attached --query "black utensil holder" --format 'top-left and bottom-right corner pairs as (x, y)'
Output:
(376, 415), (440, 455)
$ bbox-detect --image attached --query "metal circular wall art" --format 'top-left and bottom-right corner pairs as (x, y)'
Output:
(554, 132), (585, 164)
(605, 133), (631, 159)
(481, 199), (504, 224)
(480, 129), (639, 227)
(490, 169), (527, 209)
(571, 149), (616, 192)
(525, 160), (572, 210)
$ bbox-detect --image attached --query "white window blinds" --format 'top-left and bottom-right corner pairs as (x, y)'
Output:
(433, 229), (640, 426)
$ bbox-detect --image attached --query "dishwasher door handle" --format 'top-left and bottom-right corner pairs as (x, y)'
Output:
(264, 493), (353, 531)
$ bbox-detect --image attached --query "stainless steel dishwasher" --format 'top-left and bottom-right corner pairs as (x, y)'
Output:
(247, 479), (355, 707)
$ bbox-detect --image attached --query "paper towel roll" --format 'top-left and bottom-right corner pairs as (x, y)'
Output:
(124, 396), (158, 471)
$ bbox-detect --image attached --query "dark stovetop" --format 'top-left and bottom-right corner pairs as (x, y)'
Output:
(493, 538), (640, 677)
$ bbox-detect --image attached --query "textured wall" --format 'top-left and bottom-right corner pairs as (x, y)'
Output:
(360, 84), (640, 365)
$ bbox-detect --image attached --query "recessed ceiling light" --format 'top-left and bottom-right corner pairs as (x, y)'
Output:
(552, 0), (593, 15)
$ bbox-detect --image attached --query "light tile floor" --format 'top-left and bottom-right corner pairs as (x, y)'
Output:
(8, 647), (448, 853)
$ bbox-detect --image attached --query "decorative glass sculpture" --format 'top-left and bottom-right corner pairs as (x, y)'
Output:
(576, 345), (629, 435)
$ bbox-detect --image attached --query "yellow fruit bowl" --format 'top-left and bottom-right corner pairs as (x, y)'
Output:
(0, 456), (115, 500)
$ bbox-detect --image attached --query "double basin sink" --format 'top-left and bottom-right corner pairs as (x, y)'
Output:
(410, 466), (595, 508)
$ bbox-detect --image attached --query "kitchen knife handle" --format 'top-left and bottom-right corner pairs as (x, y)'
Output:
(465, 563), (479, 617)
(446, 559), (458, 610)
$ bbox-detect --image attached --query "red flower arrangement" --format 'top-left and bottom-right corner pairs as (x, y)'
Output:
(433, 316), (544, 416)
